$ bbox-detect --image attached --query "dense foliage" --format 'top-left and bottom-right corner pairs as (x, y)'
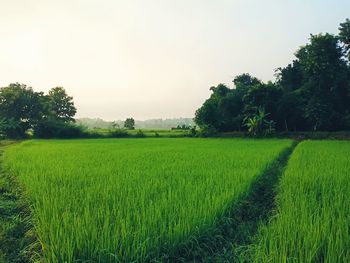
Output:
(195, 19), (350, 133)
(0, 84), (77, 138)
(4, 138), (291, 262)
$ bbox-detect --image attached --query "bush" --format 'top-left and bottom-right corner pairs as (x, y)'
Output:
(34, 119), (86, 138)
(197, 126), (218, 137)
(135, 129), (145, 138)
(189, 126), (197, 137)
(110, 129), (129, 138)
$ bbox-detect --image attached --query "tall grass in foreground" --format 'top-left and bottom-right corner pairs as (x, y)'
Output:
(253, 140), (350, 262)
(4, 138), (291, 262)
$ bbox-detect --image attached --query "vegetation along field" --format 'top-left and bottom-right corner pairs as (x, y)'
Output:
(252, 140), (350, 262)
(3, 138), (292, 262)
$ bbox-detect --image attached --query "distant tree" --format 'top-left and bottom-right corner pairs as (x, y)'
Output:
(111, 121), (119, 129)
(124, 118), (135, 130)
(48, 87), (77, 122)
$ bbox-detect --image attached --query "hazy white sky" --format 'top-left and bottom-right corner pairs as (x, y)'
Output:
(1, 0), (349, 120)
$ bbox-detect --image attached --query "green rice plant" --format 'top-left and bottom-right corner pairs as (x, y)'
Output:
(252, 140), (350, 263)
(4, 138), (291, 262)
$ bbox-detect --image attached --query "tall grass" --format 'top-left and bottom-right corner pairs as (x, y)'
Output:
(4, 138), (291, 262)
(253, 140), (350, 262)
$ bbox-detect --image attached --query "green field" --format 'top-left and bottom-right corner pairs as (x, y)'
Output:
(252, 140), (350, 262)
(4, 138), (291, 262)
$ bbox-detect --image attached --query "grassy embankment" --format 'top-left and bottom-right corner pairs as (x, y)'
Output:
(0, 141), (38, 263)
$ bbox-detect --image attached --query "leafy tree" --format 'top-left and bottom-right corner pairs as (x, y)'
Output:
(0, 83), (78, 138)
(0, 83), (45, 137)
(195, 21), (350, 134)
(233, 73), (261, 90)
(295, 33), (349, 130)
(275, 61), (307, 131)
(339, 18), (350, 60)
(124, 118), (135, 130)
(194, 84), (228, 131)
(242, 82), (281, 126)
(48, 87), (77, 122)
(195, 80), (251, 132)
(0, 117), (20, 138)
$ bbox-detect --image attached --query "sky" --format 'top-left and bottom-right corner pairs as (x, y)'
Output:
(1, 0), (349, 120)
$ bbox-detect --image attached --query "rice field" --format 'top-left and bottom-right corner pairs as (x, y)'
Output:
(3, 138), (291, 262)
(252, 140), (350, 262)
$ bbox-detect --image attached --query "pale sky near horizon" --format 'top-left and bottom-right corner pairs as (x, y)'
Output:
(1, 0), (349, 120)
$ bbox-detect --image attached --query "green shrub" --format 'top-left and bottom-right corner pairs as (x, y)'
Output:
(110, 129), (129, 138)
(34, 119), (86, 138)
(197, 125), (218, 137)
(135, 129), (145, 137)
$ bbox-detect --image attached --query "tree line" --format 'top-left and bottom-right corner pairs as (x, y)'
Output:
(1, 19), (349, 138)
(0, 83), (78, 138)
(195, 19), (350, 135)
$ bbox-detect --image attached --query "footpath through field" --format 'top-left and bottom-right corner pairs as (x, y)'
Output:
(173, 142), (298, 262)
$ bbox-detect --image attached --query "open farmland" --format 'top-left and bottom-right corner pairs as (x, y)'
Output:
(252, 140), (350, 262)
(3, 138), (291, 262)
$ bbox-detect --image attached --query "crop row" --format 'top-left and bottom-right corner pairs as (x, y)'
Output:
(252, 140), (350, 262)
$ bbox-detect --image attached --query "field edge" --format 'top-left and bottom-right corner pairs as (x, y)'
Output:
(0, 142), (40, 263)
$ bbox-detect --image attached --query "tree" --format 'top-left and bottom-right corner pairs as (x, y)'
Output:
(275, 61), (307, 131)
(124, 118), (135, 130)
(194, 85), (224, 131)
(48, 87), (77, 122)
(339, 18), (350, 61)
(295, 33), (349, 130)
(195, 21), (350, 134)
(242, 82), (281, 126)
(111, 121), (119, 129)
(0, 83), (45, 137)
(194, 75), (268, 132)
(233, 73), (261, 90)
(0, 117), (20, 138)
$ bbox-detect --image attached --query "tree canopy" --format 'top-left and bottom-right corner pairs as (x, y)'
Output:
(0, 83), (77, 138)
(195, 19), (350, 133)
(48, 87), (77, 122)
(124, 118), (135, 130)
